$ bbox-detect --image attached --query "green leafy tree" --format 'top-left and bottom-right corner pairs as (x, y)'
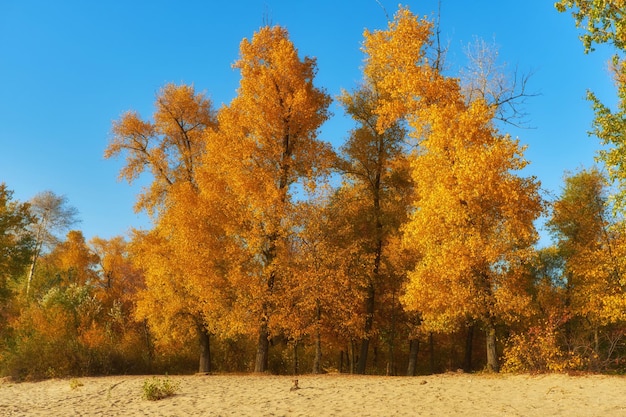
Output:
(556, 1), (626, 212)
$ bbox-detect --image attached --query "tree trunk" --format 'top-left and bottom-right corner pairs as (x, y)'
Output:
(406, 339), (420, 376)
(485, 323), (499, 372)
(143, 320), (154, 369)
(313, 328), (322, 374)
(293, 340), (300, 375)
(386, 288), (397, 376)
(429, 332), (435, 374)
(25, 239), (43, 297)
(255, 248), (276, 373)
(339, 350), (344, 373)
(464, 324), (475, 373)
(350, 340), (358, 374)
(356, 282), (375, 374)
(255, 321), (270, 373)
(198, 325), (212, 374)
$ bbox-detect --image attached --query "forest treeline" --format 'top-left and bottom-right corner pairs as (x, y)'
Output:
(3, 2), (626, 379)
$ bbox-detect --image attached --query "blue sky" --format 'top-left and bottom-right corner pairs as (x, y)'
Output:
(0, 1), (616, 244)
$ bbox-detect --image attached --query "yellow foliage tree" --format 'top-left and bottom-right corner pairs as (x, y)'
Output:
(335, 81), (413, 374)
(547, 168), (626, 365)
(106, 83), (217, 215)
(106, 83), (220, 372)
(42, 230), (99, 288)
(364, 7), (543, 372)
(199, 25), (333, 372)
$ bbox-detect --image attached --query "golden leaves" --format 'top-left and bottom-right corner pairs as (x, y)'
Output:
(363, 6), (542, 333)
(106, 83), (217, 215)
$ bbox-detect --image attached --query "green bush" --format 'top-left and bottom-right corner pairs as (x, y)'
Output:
(142, 376), (180, 401)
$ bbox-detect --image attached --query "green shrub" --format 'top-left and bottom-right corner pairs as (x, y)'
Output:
(69, 378), (84, 390)
(142, 376), (180, 401)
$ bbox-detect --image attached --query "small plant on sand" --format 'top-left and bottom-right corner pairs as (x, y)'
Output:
(142, 376), (180, 401)
(69, 379), (84, 390)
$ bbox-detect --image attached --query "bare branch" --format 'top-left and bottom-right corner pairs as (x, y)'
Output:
(460, 37), (538, 128)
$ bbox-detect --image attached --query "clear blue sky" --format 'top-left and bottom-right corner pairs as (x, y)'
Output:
(0, 1), (616, 244)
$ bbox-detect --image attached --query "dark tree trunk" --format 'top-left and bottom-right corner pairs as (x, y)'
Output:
(255, 245), (276, 373)
(356, 282), (375, 374)
(143, 320), (154, 369)
(464, 324), (475, 373)
(293, 340), (299, 375)
(350, 340), (358, 374)
(198, 325), (212, 374)
(254, 321), (270, 373)
(406, 339), (420, 376)
(312, 327), (322, 374)
(485, 323), (499, 372)
(429, 332), (435, 374)
(339, 350), (344, 373)
(386, 288), (397, 376)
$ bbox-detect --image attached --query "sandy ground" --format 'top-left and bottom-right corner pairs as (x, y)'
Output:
(1, 372), (626, 416)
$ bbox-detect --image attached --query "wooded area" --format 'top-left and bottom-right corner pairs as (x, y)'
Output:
(3, 2), (626, 379)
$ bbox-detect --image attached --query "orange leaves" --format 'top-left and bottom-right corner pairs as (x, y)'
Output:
(363, 7), (543, 338)
(363, 7), (461, 132)
(106, 83), (217, 215)
(547, 168), (626, 326)
(225, 25), (332, 189)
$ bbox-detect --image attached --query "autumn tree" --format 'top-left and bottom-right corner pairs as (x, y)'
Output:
(46, 231), (99, 287)
(106, 83), (220, 373)
(0, 185), (34, 354)
(89, 236), (148, 361)
(269, 198), (360, 374)
(90, 235), (144, 310)
(334, 82), (412, 374)
(25, 191), (79, 297)
(364, 7), (543, 372)
(460, 37), (535, 127)
(556, 1), (626, 212)
(6, 229), (99, 378)
(0, 185), (34, 297)
(547, 167), (626, 367)
(106, 83), (217, 215)
(199, 25), (333, 372)
(131, 228), (211, 373)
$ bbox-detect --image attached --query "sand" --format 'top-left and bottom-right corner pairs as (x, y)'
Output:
(1, 372), (625, 416)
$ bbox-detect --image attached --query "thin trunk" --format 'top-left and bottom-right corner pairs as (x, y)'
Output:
(357, 282), (375, 374)
(373, 345), (378, 371)
(26, 230), (45, 297)
(198, 325), (212, 374)
(312, 331), (322, 374)
(357, 136), (384, 375)
(429, 332), (435, 374)
(339, 350), (345, 374)
(485, 323), (499, 372)
(407, 339), (420, 376)
(387, 287), (397, 376)
(255, 239), (277, 373)
(25, 258), (37, 297)
(464, 324), (475, 373)
(293, 340), (299, 375)
(143, 320), (154, 369)
(312, 303), (322, 374)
